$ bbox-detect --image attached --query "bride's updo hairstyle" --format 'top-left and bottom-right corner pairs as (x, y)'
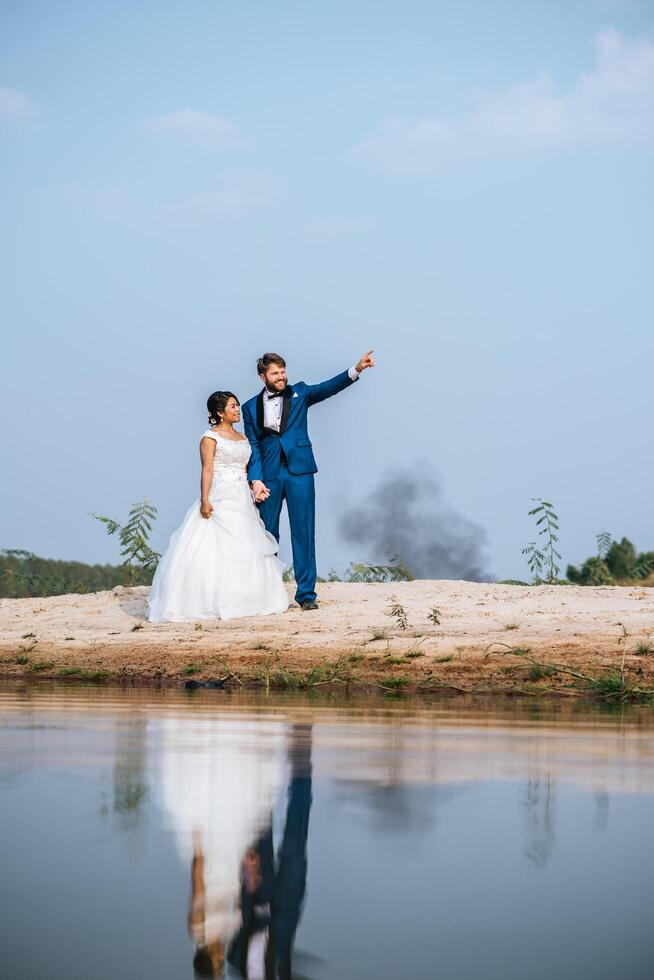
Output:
(207, 390), (239, 426)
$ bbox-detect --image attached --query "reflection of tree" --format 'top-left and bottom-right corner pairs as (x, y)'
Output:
(0, 725), (36, 788)
(333, 720), (444, 834)
(593, 789), (609, 832)
(522, 775), (556, 867)
(111, 715), (148, 846)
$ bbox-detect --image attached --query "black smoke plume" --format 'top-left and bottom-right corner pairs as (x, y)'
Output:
(338, 467), (492, 582)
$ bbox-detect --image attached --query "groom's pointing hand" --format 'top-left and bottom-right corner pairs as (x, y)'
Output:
(355, 350), (375, 372)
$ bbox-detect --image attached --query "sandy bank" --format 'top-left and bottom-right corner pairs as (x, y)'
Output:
(1, 581), (654, 695)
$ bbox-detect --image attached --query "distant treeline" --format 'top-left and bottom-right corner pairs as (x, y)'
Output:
(0, 549), (154, 598)
(567, 537), (654, 587)
(3, 536), (653, 600)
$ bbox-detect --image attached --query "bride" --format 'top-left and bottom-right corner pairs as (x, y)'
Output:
(147, 391), (289, 622)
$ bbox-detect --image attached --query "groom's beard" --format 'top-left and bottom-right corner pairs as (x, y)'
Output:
(265, 381), (287, 394)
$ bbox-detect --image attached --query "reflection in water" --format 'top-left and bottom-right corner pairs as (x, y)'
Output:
(2, 685), (654, 980)
(228, 725), (312, 980)
(158, 720), (283, 973)
(522, 776), (556, 867)
(112, 715), (149, 848)
(189, 831), (228, 976)
(593, 789), (610, 832)
(176, 724), (312, 978)
(154, 712), (313, 977)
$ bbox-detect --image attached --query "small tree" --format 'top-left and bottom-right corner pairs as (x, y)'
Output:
(91, 499), (160, 586)
(596, 531), (612, 559)
(523, 498), (561, 584)
(385, 595), (409, 630)
(521, 541), (545, 583)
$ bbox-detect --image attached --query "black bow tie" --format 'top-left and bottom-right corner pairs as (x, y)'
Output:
(266, 391), (283, 399)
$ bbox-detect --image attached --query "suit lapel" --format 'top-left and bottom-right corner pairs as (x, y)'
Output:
(256, 390), (265, 432)
(280, 386), (292, 434)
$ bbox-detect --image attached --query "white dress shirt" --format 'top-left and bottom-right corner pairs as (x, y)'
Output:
(262, 365), (360, 432)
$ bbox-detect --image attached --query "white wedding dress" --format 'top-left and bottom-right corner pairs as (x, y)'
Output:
(147, 431), (289, 622)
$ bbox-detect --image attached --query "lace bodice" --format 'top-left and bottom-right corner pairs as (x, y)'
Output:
(202, 431), (251, 484)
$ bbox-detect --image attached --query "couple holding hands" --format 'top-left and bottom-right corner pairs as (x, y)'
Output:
(148, 350), (375, 623)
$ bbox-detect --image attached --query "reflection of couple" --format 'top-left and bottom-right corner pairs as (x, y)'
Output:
(228, 726), (312, 980)
(148, 350), (375, 622)
(159, 721), (313, 979)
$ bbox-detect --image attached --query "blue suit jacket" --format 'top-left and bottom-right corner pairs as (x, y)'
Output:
(242, 370), (358, 482)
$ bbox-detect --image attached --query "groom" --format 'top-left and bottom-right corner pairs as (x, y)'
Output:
(242, 350), (375, 610)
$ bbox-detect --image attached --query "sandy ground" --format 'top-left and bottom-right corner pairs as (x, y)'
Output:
(1, 581), (654, 694)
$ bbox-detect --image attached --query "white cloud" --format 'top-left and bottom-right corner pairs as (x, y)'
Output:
(56, 180), (136, 212)
(140, 109), (244, 147)
(355, 29), (654, 168)
(354, 116), (455, 172)
(475, 28), (654, 142)
(591, 1), (644, 10)
(157, 171), (278, 222)
(306, 216), (372, 237)
(0, 87), (39, 120)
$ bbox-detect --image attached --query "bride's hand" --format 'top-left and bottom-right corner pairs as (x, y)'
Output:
(251, 480), (270, 503)
(200, 500), (213, 519)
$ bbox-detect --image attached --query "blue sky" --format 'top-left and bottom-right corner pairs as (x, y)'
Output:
(2, 0), (653, 580)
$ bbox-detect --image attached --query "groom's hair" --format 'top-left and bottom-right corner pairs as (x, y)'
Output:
(257, 352), (286, 374)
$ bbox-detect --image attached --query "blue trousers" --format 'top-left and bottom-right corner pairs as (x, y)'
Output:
(257, 467), (316, 604)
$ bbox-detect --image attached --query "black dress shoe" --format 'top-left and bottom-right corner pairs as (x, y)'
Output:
(300, 599), (319, 611)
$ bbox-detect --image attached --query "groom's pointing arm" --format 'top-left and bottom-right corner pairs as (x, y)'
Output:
(305, 351), (375, 407)
(303, 370), (357, 407)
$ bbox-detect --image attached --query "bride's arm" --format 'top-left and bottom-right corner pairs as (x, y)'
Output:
(199, 437), (216, 518)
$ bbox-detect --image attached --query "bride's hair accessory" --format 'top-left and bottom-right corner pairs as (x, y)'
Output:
(207, 390), (239, 426)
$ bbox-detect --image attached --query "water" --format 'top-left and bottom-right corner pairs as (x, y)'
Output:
(1, 682), (653, 980)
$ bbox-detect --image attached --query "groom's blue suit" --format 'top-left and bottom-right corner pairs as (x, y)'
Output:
(242, 370), (358, 604)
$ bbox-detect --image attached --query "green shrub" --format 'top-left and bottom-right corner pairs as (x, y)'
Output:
(382, 676), (410, 689)
(567, 535), (654, 585)
(605, 538), (637, 580)
(567, 557), (612, 586)
(91, 499), (160, 586)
